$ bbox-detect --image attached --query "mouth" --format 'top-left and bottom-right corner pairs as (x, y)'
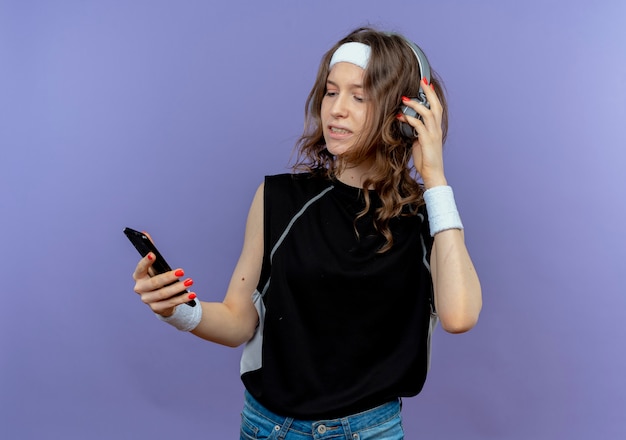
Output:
(327, 125), (353, 137)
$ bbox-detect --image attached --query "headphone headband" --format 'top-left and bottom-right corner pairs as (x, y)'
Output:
(404, 40), (431, 87)
(394, 35), (432, 139)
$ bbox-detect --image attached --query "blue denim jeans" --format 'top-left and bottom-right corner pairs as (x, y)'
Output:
(240, 391), (404, 439)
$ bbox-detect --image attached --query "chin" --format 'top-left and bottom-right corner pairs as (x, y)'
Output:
(325, 142), (352, 157)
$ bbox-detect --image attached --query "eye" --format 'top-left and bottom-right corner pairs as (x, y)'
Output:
(354, 93), (370, 103)
(325, 90), (338, 97)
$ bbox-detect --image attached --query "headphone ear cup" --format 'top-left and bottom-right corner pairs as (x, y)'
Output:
(400, 96), (430, 139)
(400, 103), (419, 139)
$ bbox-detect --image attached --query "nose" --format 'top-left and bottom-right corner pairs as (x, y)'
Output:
(330, 93), (349, 118)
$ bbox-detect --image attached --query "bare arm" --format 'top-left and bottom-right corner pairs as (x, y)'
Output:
(133, 183), (265, 347)
(398, 78), (482, 333)
(190, 183), (264, 346)
(430, 229), (482, 333)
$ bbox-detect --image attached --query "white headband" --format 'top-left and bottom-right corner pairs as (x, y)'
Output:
(329, 42), (371, 70)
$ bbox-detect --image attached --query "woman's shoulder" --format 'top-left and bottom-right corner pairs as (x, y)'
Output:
(262, 172), (334, 206)
(264, 172), (330, 190)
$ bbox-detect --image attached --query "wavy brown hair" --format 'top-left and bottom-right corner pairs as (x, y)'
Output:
(293, 27), (449, 252)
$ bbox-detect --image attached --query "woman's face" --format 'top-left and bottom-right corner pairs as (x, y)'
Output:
(321, 62), (370, 157)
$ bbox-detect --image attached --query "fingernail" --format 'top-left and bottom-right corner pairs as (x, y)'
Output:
(147, 253), (153, 261)
(422, 77), (429, 85)
(396, 113), (403, 119)
(401, 96), (410, 102)
(174, 269), (185, 277)
(183, 278), (194, 287)
(188, 293), (197, 300)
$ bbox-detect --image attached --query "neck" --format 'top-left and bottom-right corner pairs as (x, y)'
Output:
(335, 159), (374, 189)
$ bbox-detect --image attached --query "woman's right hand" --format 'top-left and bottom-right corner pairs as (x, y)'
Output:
(132, 252), (196, 317)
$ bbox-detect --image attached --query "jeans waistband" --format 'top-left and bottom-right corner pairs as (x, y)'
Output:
(243, 391), (401, 435)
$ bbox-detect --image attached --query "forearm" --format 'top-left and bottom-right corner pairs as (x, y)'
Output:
(189, 182), (264, 347)
(190, 299), (258, 348)
(431, 229), (482, 333)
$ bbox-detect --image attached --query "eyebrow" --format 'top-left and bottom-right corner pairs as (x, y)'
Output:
(326, 79), (364, 90)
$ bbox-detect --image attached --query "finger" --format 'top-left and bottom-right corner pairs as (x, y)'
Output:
(135, 268), (188, 294)
(398, 103), (427, 134)
(132, 253), (156, 281)
(400, 96), (432, 125)
(148, 291), (198, 316)
(420, 78), (442, 113)
(400, 99), (442, 140)
(138, 277), (194, 304)
(407, 116), (426, 139)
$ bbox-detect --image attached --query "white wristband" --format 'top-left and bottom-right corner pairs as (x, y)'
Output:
(423, 185), (464, 236)
(156, 299), (202, 331)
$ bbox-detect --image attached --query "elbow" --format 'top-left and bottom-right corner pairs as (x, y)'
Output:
(224, 328), (256, 348)
(440, 314), (479, 334)
(191, 319), (258, 348)
(223, 340), (245, 348)
(207, 332), (254, 349)
(436, 284), (482, 334)
(438, 304), (481, 334)
(214, 323), (256, 348)
(226, 318), (259, 348)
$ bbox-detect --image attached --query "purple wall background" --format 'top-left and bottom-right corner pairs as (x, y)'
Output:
(1, 1), (625, 438)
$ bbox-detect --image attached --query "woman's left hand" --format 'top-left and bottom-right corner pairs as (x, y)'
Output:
(398, 79), (447, 189)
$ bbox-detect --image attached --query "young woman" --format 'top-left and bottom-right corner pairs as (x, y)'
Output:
(132, 27), (482, 440)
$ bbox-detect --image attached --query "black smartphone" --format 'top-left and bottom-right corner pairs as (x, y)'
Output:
(123, 227), (195, 307)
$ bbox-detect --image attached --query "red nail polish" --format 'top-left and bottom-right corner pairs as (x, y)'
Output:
(147, 253), (153, 261)
(401, 96), (410, 102)
(174, 269), (184, 277)
(183, 278), (193, 287)
(396, 113), (403, 119)
(422, 77), (429, 85)
(188, 293), (197, 300)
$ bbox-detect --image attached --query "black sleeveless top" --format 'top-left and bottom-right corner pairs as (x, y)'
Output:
(240, 173), (435, 419)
